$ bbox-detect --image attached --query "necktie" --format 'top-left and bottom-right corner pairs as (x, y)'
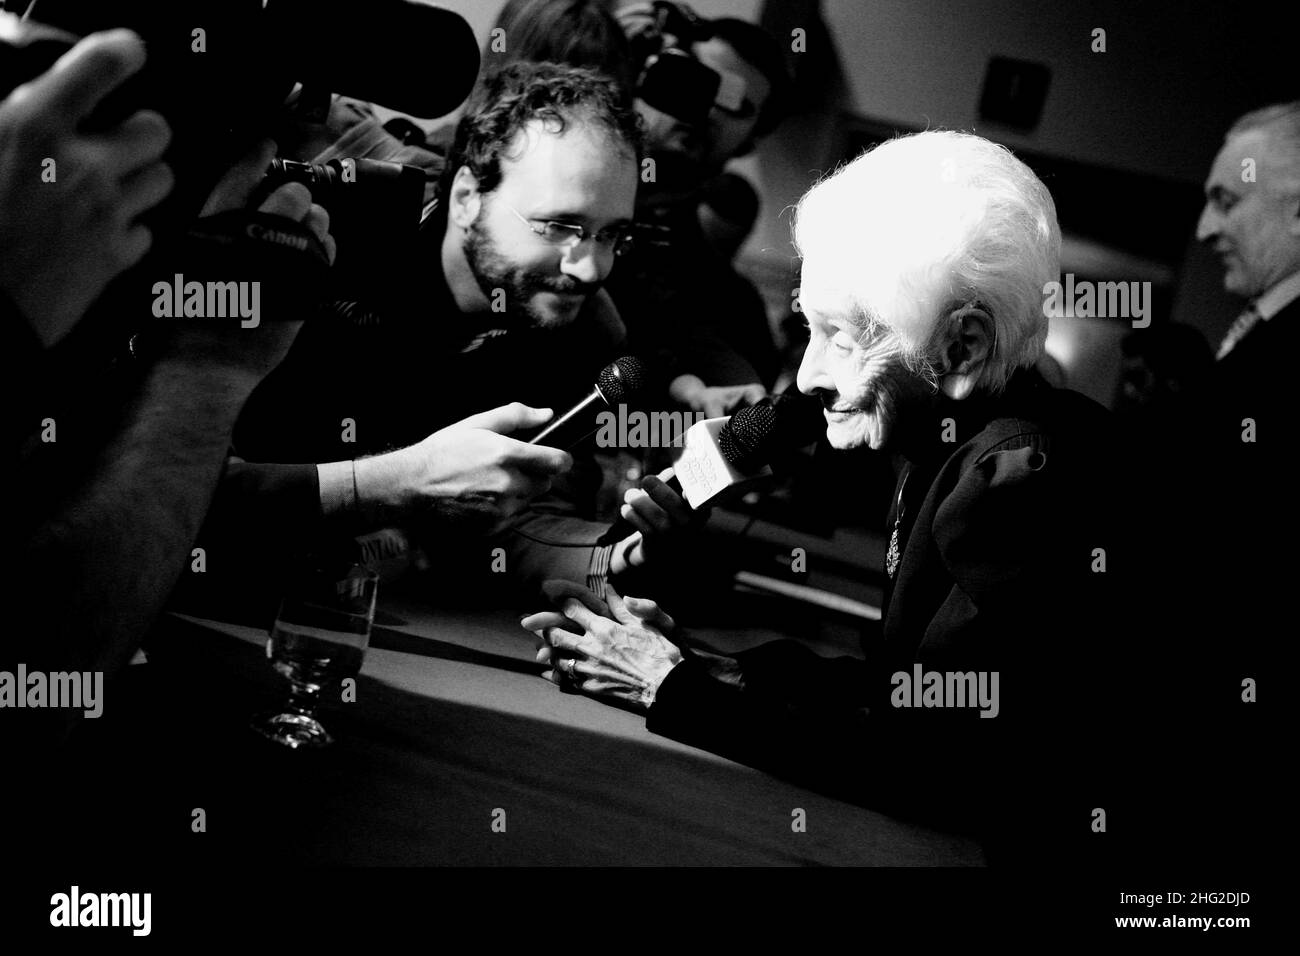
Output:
(1215, 303), (1262, 360)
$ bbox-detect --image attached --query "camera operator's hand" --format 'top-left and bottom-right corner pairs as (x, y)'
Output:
(354, 404), (573, 531)
(199, 138), (337, 265)
(0, 29), (173, 348)
(160, 140), (339, 381)
(669, 374), (766, 419)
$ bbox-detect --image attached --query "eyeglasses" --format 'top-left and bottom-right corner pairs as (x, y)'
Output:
(504, 204), (635, 257)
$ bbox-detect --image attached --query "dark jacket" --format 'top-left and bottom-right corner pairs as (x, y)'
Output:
(1112, 299), (1295, 867)
(646, 371), (1120, 849)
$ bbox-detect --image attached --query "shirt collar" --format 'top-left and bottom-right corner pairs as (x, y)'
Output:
(1255, 269), (1300, 321)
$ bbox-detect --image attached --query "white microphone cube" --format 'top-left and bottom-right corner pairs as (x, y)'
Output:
(671, 417), (772, 510)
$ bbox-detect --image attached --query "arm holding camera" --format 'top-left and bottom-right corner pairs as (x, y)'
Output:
(16, 128), (336, 685)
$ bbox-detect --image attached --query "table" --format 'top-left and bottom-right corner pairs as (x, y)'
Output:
(38, 587), (986, 867)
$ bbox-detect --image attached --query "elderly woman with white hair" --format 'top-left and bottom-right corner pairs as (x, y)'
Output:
(523, 131), (1117, 837)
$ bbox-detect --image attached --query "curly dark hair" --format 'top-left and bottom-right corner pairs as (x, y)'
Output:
(444, 62), (643, 198)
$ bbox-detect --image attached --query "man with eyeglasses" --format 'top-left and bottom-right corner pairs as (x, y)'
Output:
(180, 63), (644, 611)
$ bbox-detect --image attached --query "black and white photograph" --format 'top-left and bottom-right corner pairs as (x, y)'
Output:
(2, 0), (1284, 940)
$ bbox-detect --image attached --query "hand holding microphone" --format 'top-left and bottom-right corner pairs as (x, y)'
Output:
(610, 392), (824, 575)
(350, 356), (646, 533)
(613, 466), (699, 573)
(355, 403), (573, 533)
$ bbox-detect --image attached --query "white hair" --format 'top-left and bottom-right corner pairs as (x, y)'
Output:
(793, 130), (1060, 392)
(1227, 101), (1300, 195)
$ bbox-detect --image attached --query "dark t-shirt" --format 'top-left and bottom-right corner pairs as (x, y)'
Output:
(234, 232), (621, 464)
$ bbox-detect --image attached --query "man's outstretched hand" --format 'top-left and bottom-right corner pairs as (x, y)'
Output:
(355, 403), (573, 532)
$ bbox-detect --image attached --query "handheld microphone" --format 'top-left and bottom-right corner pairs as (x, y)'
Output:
(599, 391), (823, 548)
(624, 391), (824, 512)
(671, 392), (821, 508)
(528, 356), (648, 450)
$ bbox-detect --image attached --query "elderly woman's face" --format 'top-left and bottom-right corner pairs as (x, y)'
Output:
(796, 296), (936, 451)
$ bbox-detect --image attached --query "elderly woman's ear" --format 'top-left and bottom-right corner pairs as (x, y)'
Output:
(937, 304), (994, 401)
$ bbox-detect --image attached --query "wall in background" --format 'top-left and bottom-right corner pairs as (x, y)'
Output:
(818, 0), (1278, 184)
(741, 0), (1284, 401)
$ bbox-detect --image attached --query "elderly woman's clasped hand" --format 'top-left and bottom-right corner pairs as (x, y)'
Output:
(521, 581), (684, 712)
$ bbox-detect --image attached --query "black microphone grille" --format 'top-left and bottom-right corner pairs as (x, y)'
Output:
(718, 401), (777, 472)
(597, 356), (648, 405)
(718, 392), (824, 472)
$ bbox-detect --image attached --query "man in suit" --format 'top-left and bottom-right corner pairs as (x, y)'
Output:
(1145, 101), (1298, 693)
(1197, 102), (1300, 396)
(1196, 102), (1300, 424)
(1194, 100), (1299, 597)
(523, 131), (1120, 859)
(1067, 102), (1299, 873)
(1137, 102), (1299, 863)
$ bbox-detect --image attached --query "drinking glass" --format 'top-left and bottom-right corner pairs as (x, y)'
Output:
(251, 563), (378, 749)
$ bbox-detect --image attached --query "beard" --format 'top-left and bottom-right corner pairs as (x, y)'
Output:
(462, 217), (599, 330)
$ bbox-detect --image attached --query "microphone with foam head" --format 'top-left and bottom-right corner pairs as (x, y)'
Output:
(727, 390), (826, 466)
(528, 356), (648, 450)
(671, 392), (822, 508)
(599, 390), (823, 547)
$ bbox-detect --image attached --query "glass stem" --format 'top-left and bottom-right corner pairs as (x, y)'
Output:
(285, 678), (322, 716)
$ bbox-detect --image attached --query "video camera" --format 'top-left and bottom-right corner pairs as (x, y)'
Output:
(621, 1), (749, 128)
(2, 0), (476, 307)
(260, 155), (434, 299)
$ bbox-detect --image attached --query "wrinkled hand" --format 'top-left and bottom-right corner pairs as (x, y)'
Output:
(0, 29), (173, 347)
(610, 468), (705, 574)
(521, 580), (682, 711)
(358, 403), (572, 530)
(670, 375), (766, 419)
